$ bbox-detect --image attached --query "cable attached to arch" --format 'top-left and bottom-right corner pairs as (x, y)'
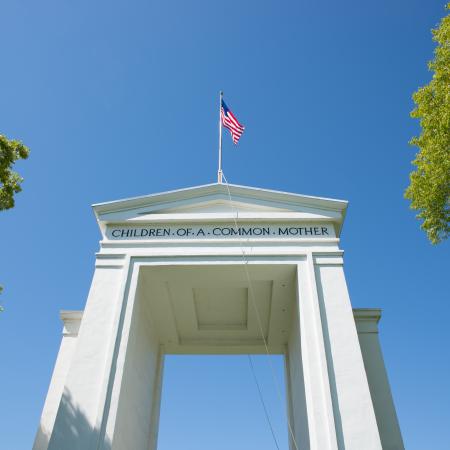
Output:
(248, 354), (281, 450)
(221, 172), (300, 450)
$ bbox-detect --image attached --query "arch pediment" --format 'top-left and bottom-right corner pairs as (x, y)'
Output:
(93, 183), (348, 237)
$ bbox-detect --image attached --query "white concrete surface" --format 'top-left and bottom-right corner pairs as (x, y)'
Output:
(33, 311), (83, 450)
(33, 183), (402, 450)
(355, 309), (404, 450)
(314, 261), (382, 449)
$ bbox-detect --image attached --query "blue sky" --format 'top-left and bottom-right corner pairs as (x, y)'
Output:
(1, 0), (449, 448)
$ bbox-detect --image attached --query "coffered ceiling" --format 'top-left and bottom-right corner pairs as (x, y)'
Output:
(139, 264), (297, 354)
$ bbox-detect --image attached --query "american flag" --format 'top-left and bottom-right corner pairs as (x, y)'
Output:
(221, 99), (245, 144)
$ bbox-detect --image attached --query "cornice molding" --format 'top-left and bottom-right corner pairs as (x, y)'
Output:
(60, 310), (83, 336)
(353, 308), (382, 334)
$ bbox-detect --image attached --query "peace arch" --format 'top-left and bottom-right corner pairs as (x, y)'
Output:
(33, 183), (404, 450)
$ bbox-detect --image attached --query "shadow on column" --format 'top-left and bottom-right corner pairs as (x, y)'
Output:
(34, 389), (111, 450)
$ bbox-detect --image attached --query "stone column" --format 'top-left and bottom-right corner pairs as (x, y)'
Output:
(47, 257), (128, 450)
(108, 274), (165, 450)
(33, 311), (83, 450)
(290, 259), (339, 450)
(354, 309), (404, 450)
(313, 254), (382, 449)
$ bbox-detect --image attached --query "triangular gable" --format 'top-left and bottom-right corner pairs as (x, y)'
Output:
(93, 183), (348, 236)
(147, 199), (291, 214)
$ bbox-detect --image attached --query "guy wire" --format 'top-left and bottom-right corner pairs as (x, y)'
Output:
(222, 172), (300, 450)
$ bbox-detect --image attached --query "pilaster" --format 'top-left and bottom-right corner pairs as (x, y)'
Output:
(47, 259), (127, 450)
(354, 309), (404, 450)
(33, 311), (83, 450)
(314, 256), (382, 449)
(295, 258), (339, 450)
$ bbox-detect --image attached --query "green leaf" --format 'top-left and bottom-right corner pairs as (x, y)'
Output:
(406, 3), (450, 244)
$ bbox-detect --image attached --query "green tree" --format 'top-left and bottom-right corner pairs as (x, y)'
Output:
(0, 134), (29, 310)
(0, 134), (30, 211)
(405, 3), (450, 244)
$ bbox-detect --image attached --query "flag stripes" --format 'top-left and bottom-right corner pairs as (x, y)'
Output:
(221, 99), (245, 144)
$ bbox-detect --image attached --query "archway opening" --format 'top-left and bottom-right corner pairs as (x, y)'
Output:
(112, 263), (308, 450)
(157, 354), (289, 450)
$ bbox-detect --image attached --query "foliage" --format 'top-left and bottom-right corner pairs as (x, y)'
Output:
(0, 135), (29, 311)
(405, 3), (450, 244)
(0, 134), (30, 211)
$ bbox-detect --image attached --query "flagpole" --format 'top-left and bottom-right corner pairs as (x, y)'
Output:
(218, 91), (223, 183)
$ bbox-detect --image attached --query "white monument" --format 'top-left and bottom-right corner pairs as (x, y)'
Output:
(34, 182), (404, 450)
